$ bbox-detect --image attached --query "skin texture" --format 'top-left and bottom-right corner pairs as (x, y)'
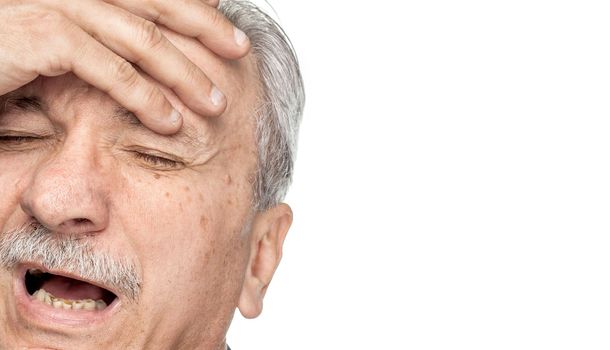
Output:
(0, 28), (292, 349)
(0, 0), (251, 135)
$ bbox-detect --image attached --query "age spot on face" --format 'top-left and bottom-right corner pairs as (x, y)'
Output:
(200, 215), (209, 230)
(154, 174), (161, 180)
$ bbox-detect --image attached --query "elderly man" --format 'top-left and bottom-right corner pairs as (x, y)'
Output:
(0, 0), (304, 349)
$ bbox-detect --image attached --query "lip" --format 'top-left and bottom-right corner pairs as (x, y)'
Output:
(13, 264), (122, 327)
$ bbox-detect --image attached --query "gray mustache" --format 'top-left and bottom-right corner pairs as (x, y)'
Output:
(0, 223), (141, 301)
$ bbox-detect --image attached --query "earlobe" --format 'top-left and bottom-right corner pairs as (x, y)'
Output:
(237, 276), (264, 319)
(237, 203), (292, 319)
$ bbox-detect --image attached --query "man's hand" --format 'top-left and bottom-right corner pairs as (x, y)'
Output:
(0, 0), (249, 134)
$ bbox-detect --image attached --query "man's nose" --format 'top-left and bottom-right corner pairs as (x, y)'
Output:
(19, 137), (110, 235)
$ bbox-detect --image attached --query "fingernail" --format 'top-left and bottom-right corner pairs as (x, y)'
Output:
(210, 86), (225, 107)
(169, 108), (182, 125)
(234, 27), (249, 47)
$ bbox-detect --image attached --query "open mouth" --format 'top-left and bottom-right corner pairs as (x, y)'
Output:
(23, 268), (117, 311)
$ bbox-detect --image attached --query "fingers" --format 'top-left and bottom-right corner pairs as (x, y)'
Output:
(201, 0), (220, 8)
(103, 0), (250, 59)
(31, 0), (242, 134)
(63, 24), (183, 134)
(64, 0), (226, 121)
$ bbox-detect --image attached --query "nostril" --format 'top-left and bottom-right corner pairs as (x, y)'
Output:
(57, 218), (96, 233)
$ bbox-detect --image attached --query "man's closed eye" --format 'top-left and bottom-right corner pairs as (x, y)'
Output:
(0, 135), (37, 143)
(130, 151), (185, 171)
(0, 134), (48, 151)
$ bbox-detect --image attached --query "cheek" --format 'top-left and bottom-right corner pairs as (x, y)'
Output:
(114, 172), (209, 249)
(0, 171), (19, 230)
(112, 170), (251, 326)
(112, 169), (250, 286)
(0, 155), (39, 232)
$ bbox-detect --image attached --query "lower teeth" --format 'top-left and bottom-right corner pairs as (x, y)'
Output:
(32, 288), (107, 311)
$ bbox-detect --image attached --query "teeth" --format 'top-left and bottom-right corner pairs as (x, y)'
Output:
(31, 289), (107, 311)
(33, 289), (45, 302)
(52, 299), (62, 308)
(83, 299), (96, 311)
(28, 268), (44, 276)
(96, 300), (107, 310)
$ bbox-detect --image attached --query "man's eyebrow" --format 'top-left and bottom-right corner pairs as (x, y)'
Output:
(0, 94), (47, 114)
(113, 106), (143, 126)
(113, 106), (206, 148)
(0, 97), (207, 148)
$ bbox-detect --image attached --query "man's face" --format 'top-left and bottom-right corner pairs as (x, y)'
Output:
(0, 30), (267, 349)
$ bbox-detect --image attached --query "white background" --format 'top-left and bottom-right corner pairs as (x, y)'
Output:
(227, 1), (610, 349)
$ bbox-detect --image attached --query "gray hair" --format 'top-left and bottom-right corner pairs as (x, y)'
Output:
(0, 224), (141, 301)
(219, 1), (305, 211)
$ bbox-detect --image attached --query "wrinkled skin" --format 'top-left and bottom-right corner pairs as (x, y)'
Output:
(0, 28), (292, 350)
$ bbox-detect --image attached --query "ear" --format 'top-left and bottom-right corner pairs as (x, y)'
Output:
(238, 203), (293, 319)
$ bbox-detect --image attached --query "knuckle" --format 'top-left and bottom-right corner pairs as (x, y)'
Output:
(134, 19), (165, 51)
(21, 8), (67, 37)
(113, 59), (139, 88)
(146, 3), (163, 23)
(205, 9), (225, 28)
(182, 62), (203, 86)
(27, 16), (76, 73)
(40, 54), (69, 75)
(141, 85), (161, 107)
